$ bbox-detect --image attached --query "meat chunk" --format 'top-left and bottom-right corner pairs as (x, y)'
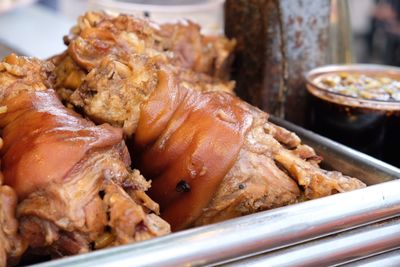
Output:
(41, 12), (366, 232)
(0, 54), (53, 98)
(59, 50), (365, 231)
(68, 55), (233, 136)
(157, 21), (235, 80)
(0, 11), (368, 265)
(0, 183), (26, 267)
(52, 11), (235, 103)
(0, 54), (170, 257)
(193, 110), (364, 226)
(17, 146), (169, 255)
(69, 55), (159, 135)
(64, 11), (235, 79)
(134, 68), (365, 229)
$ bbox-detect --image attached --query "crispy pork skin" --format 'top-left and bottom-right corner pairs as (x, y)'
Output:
(0, 54), (170, 257)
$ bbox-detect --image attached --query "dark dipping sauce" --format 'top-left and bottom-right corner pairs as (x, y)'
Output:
(306, 65), (400, 167)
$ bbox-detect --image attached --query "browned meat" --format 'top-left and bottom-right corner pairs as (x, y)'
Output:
(67, 55), (233, 136)
(0, 14), (363, 236)
(0, 180), (26, 267)
(61, 50), (365, 231)
(51, 51), (86, 103)
(64, 11), (235, 78)
(0, 11), (366, 265)
(17, 147), (169, 255)
(157, 21), (235, 80)
(0, 54), (170, 257)
(193, 110), (364, 226)
(52, 11), (235, 102)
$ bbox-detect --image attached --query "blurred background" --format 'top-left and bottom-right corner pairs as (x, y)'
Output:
(350, 0), (400, 65)
(0, 0), (400, 62)
(0, 0), (224, 58)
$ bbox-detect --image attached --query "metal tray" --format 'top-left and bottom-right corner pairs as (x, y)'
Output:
(31, 117), (400, 267)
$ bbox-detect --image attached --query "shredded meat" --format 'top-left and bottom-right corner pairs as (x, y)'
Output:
(0, 54), (170, 260)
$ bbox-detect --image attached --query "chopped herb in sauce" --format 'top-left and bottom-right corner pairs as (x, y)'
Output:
(314, 72), (400, 101)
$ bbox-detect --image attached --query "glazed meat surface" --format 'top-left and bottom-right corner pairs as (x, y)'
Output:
(56, 12), (366, 231)
(0, 54), (170, 258)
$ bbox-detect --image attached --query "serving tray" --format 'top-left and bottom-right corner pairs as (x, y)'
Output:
(31, 117), (400, 267)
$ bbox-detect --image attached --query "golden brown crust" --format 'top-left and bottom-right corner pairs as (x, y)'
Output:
(67, 50), (365, 230)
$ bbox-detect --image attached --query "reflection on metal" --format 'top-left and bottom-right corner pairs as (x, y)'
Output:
(33, 120), (400, 267)
(227, 218), (400, 267)
(344, 249), (400, 267)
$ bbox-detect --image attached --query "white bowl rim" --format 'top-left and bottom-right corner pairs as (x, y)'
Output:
(91, 0), (225, 13)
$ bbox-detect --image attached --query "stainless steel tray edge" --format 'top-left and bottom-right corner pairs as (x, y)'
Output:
(226, 217), (400, 267)
(342, 248), (400, 267)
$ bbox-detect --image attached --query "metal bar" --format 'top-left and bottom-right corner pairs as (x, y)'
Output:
(270, 116), (400, 185)
(226, 217), (400, 267)
(342, 249), (400, 267)
(34, 179), (400, 267)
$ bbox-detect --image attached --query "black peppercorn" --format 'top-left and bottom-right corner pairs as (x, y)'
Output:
(176, 180), (191, 193)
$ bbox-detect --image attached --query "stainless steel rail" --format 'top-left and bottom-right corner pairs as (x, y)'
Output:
(343, 249), (400, 266)
(226, 217), (400, 267)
